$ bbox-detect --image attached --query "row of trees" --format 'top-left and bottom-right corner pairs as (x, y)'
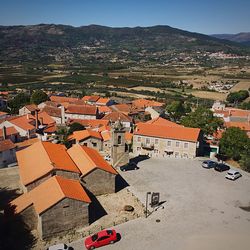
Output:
(8, 90), (49, 114)
(226, 90), (249, 104)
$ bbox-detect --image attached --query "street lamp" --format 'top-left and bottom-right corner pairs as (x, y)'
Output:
(145, 192), (151, 218)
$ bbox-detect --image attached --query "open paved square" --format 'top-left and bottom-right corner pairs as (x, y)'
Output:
(72, 157), (250, 250)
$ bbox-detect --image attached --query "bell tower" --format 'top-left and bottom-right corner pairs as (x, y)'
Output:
(111, 120), (129, 168)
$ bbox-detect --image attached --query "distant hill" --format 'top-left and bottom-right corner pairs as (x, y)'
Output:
(212, 32), (250, 45)
(0, 24), (249, 64)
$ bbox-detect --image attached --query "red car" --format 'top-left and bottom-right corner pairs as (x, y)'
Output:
(84, 229), (118, 249)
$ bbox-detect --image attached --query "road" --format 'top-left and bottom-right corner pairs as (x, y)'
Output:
(71, 157), (250, 250)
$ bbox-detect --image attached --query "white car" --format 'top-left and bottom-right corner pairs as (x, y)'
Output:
(225, 169), (242, 180)
(47, 243), (73, 250)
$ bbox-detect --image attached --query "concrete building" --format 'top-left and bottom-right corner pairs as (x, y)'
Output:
(133, 122), (202, 159)
(17, 141), (81, 191)
(0, 139), (17, 168)
(68, 144), (118, 195)
(10, 176), (91, 239)
(19, 104), (37, 116)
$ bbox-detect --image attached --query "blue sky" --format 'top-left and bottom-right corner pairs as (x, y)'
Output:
(0, 0), (249, 34)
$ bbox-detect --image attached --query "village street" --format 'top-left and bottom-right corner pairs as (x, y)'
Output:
(71, 157), (250, 250)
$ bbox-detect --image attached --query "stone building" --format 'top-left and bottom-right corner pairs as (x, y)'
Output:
(67, 144), (118, 195)
(19, 104), (37, 116)
(110, 120), (129, 168)
(10, 176), (91, 239)
(133, 122), (202, 159)
(65, 104), (98, 120)
(17, 141), (80, 191)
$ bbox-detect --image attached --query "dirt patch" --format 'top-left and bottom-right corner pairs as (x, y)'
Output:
(43, 188), (145, 249)
(191, 90), (227, 101)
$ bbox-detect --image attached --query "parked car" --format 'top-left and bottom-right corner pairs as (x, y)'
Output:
(104, 155), (111, 161)
(225, 169), (242, 180)
(202, 160), (218, 169)
(47, 243), (73, 250)
(120, 162), (139, 172)
(214, 163), (230, 172)
(84, 229), (118, 250)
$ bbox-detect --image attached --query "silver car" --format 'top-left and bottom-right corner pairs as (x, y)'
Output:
(225, 169), (242, 180)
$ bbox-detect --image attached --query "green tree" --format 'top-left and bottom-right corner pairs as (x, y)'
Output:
(8, 93), (30, 114)
(226, 90), (249, 104)
(181, 106), (223, 135)
(30, 90), (49, 105)
(68, 122), (85, 135)
(239, 152), (250, 173)
(239, 101), (250, 110)
(166, 101), (186, 122)
(219, 127), (250, 161)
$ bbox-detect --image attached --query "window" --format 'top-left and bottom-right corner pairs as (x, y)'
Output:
(92, 142), (97, 147)
(146, 138), (150, 144)
(118, 135), (122, 144)
(137, 147), (141, 151)
(137, 136), (141, 142)
(154, 149), (158, 154)
(83, 143), (87, 146)
(167, 141), (171, 146)
(155, 139), (158, 144)
(175, 152), (179, 158)
(176, 141), (180, 147)
(183, 153), (188, 158)
(184, 142), (188, 149)
(63, 205), (69, 208)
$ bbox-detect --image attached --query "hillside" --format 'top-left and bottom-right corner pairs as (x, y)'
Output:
(0, 24), (249, 65)
(212, 32), (250, 45)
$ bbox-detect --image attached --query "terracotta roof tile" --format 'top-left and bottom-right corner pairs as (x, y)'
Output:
(0, 126), (19, 137)
(50, 96), (80, 104)
(146, 117), (183, 127)
(0, 139), (16, 152)
(68, 119), (109, 128)
(67, 144), (118, 176)
(8, 115), (35, 130)
(66, 104), (97, 115)
(17, 141), (80, 186)
(68, 129), (102, 141)
(132, 99), (164, 108)
(125, 132), (133, 142)
(42, 105), (61, 118)
(225, 121), (250, 131)
(10, 176), (91, 215)
(135, 123), (200, 142)
(98, 106), (112, 114)
(101, 130), (111, 141)
(24, 104), (37, 112)
(102, 111), (132, 122)
(96, 98), (110, 105)
(0, 111), (8, 116)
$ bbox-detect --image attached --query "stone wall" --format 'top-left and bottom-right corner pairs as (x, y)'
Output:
(39, 198), (89, 239)
(20, 205), (38, 231)
(26, 173), (51, 192)
(55, 170), (80, 180)
(81, 169), (116, 195)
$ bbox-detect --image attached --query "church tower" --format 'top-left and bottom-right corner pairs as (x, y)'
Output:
(110, 120), (129, 168)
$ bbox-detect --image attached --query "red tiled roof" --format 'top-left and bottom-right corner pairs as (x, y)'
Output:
(132, 99), (164, 108)
(102, 111), (132, 122)
(10, 176), (91, 215)
(8, 115), (35, 131)
(67, 144), (118, 176)
(50, 96), (80, 104)
(0, 126), (19, 137)
(0, 139), (16, 152)
(225, 121), (250, 131)
(125, 132), (133, 142)
(68, 129), (102, 141)
(96, 98), (110, 105)
(24, 104), (37, 112)
(135, 122), (200, 142)
(146, 117), (183, 127)
(66, 104), (97, 115)
(82, 95), (100, 102)
(98, 106), (112, 114)
(42, 105), (61, 118)
(17, 141), (80, 186)
(0, 111), (8, 116)
(68, 119), (109, 128)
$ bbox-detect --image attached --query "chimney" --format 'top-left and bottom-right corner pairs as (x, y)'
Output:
(35, 109), (39, 129)
(61, 105), (65, 125)
(3, 126), (7, 140)
(40, 117), (43, 126)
